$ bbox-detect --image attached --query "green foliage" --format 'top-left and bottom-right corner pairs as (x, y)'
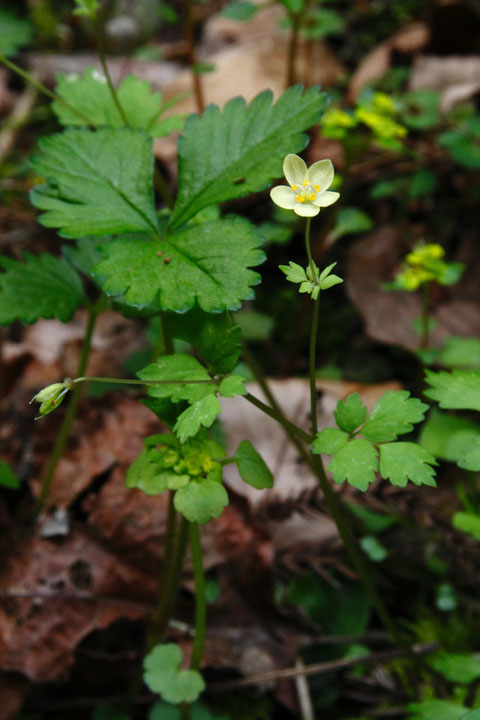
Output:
(166, 308), (242, 374)
(452, 512), (480, 542)
(428, 651), (480, 684)
(425, 370), (480, 411)
(313, 390), (435, 491)
(230, 440), (274, 489)
(30, 128), (157, 238)
(361, 390), (429, 442)
(328, 438), (378, 491)
(0, 252), (84, 324)
(379, 443), (437, 487)
(419, 409), (480, 466)
(279, 261), (342, 300)
(150, 701), (227, 720)
(127, 433), (228, 523)
(0, 460), (20, 490)
(137, 354), (246, 442)
(330, 207), (373, 240)
(73, 0), (99, 18)
(287, 571), (370, 635)
(334, 392), (367, 433)
(0, 7), (32, 55)
(439, 337), (480, 370)
(398, 90), (440, 131)
(53, 68), (187, 137)
(359, 535), (388, 562)
(221, 0), (259, 20)
(438, 117), (480, 169)
(143, 643), (205, 704)
(407, 699), (468, 720)
(94, 217), (264, 313)
(170, 86), (328, 228)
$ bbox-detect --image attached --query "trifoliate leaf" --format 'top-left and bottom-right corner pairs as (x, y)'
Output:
(138, 354), (214, 403)
(174, 477), (228, 523)
(218, 375), (247, 398)
(408, 699), (468, 720)
(94, 217), (264, 312)
(53, 68), (186, 137)
(279, 261), (308, 284)
(170, 85), (328, 228)
(379, 442), (437, 487)
(0, 8), (32, 55)
(318, 262), (343, 290)
(312, 427), (349, 455)
(327, 439), (378, 491)
(30, 127), (157, 238)
(174, 394), (221, 443)
(0, 460), (20, 490)
(425, 369), (480, 411)
(334, 393), (367, 434)
(0, 252), (84, 324)
(166, 308), (242, 374)
(361, 390), (428, 442)
(143, 643), (205, 704)
(231, 439), (274, 489)
(428, 651), (480, 684)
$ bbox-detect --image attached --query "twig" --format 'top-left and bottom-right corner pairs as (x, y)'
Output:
(213, 642), (438, 691)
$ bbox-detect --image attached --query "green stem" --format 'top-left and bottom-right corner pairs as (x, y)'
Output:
(189, 523), (206, 670)
(149, 516), (189, 647)
(73, 376), (215, 387)
(148, 492), (178, 649)
(0, 53), (92, 125)
(185, 0), (205, 113)
(305, 218), (320, 436)
(94, 22), (129, 126)
(35, 298), (103, 514)
(159, 309), (174, 355)
(244, 392), (313, 445)
(304, 217), (316, 287)
(420, 281), (431, 350)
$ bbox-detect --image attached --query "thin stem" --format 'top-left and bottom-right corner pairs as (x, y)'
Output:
(189, 523), (206, 671)
(243, 392), (313, 445)
(159, 309), (174, 355)
(0, 53), (92, 125)
(73, 376), (215, 387)
(148, 492), (177, 649)
(94, 22), (129, 126)
(304, 217), (316, 286)
(420, 281), (431, 350)
(149, 517), (189, 647)
(185, 0), (205, 113)
(305, 217), (320, 436)
(286, 11), (301, 87)
(35, 298), (103, 514)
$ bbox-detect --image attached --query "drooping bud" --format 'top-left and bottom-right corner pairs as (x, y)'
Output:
(30, 380), (71, 418)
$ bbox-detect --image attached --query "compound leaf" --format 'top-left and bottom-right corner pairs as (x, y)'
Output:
(425, 369), (480, 411)
(174, 477), (228, 523)
(362, 390), (428, 442)
(94, 217), (264, 312)
(125, 448), (172, 495)
(327, 439), (378, 491)
(334, 392), (367, 434)
(231, 439), (274, 489)
(379, 442), (437, 488)
(138, 354), (214, 403)
(143, 644), (205, 704)
(30, 127), (157, 238)
(0, 252), (84, 324)
(218, 375), (247, 398)
(170, 85), (328, 228)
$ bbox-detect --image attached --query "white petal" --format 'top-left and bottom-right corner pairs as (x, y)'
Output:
(270, 185), (296, 209)
(283, 154), (307, 186)
(308, 159), (334, 190)
(312, 191), (340, 208)
(293, 203), (320, 217)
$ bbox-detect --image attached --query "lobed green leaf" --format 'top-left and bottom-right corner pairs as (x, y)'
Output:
(425, 369), (480, 411)
(143, 644), (205, 704)
(327, 438), (378, 491)
(174, 477), (229, 523)
(170, 85), (328, 228)
(361, 390), (428, 442)
(379, 442), (437, 487)
(334, 392), (367, 434)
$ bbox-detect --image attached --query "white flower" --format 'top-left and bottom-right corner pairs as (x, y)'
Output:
(270, 154), (340, 218)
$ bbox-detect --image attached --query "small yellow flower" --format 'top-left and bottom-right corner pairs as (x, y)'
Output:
(270, 154), (340, 218)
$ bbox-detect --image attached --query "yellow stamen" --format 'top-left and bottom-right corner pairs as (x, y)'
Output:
(296, 195), (305, 202)
(292, 184), (298, 190)
(314, 184), (320, 191)
(302, 180), (309, 186)
(307, 193), (316, 201)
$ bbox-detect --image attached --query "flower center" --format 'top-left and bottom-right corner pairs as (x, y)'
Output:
(291, 180), (320, 203)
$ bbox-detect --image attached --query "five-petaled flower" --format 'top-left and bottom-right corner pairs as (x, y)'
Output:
(270, 154), (340, 217)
